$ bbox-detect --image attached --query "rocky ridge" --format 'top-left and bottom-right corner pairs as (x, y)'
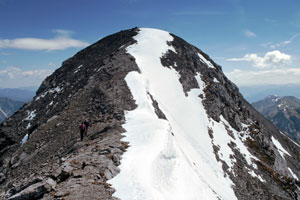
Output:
(0, 28), (138, 199)
(0, 28), (299, 199)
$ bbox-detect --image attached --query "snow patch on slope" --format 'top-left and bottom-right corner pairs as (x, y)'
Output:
(209, 117), (264, 182)
(213, 77), (219, 83)
(74, 64), (83, 74)
(21, 134), (29, 145)
(26, 123), (31, 129)
(221, 119), (258, 168)
(35, 86), (63, 100)
(288, 168), (299, 180)
(24, 110), (36, 121)
(198, 53), (215, 69)
(248, 170), (265, 182)
(271, 136), (291, 158)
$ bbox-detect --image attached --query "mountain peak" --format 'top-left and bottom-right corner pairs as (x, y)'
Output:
(1, 28), (300, 199)
(253, 95), (300, 145)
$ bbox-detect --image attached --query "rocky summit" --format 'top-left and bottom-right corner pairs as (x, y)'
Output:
(0, 28), (300, 200)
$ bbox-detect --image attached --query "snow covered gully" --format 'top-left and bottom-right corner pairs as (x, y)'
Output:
(108, 28), (259, 200)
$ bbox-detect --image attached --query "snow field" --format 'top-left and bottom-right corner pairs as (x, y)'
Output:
(109, 28), (261, 200)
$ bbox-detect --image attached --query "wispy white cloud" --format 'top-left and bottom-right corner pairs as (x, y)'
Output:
(227, 50), (299, 86)
(226, 68), (300, 86)
(261, 34), (299, 49)
(243, 29), (256, 38)
(227, 50), (291, 68)
(0, 66), (53, 88)
(0, 30), (89, 51)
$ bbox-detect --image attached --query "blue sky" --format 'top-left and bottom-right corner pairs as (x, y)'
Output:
(1, 0), (300, 89)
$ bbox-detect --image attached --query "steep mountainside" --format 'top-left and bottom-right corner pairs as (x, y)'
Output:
(0, 28), (300, 200)
(0, 98), (24, 123)
(253, 95), (300, 144)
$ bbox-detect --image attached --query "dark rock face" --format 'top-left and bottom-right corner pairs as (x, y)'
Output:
(0, 28), (139, 199)
(253, 95), (300, 144)
(0, 28), (300, 199)
(8, 181), (49, 200)
(161, 34), (300, 199)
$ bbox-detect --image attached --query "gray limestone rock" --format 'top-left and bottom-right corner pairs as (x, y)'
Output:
(0, 27), (300, 200)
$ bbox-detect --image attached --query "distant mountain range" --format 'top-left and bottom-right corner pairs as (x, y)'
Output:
(240, 85), (300, 103)
(0, 98), (24, 123)
(252, 95), (300, 144)
(0, 88), (36, 102)
(0, 88), (36, 123)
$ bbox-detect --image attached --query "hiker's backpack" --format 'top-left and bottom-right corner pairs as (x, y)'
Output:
(80, 124), (86, 131)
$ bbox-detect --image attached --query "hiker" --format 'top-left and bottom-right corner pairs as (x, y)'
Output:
(84, 119), (90, 135)
(79, 122), (86, 141)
